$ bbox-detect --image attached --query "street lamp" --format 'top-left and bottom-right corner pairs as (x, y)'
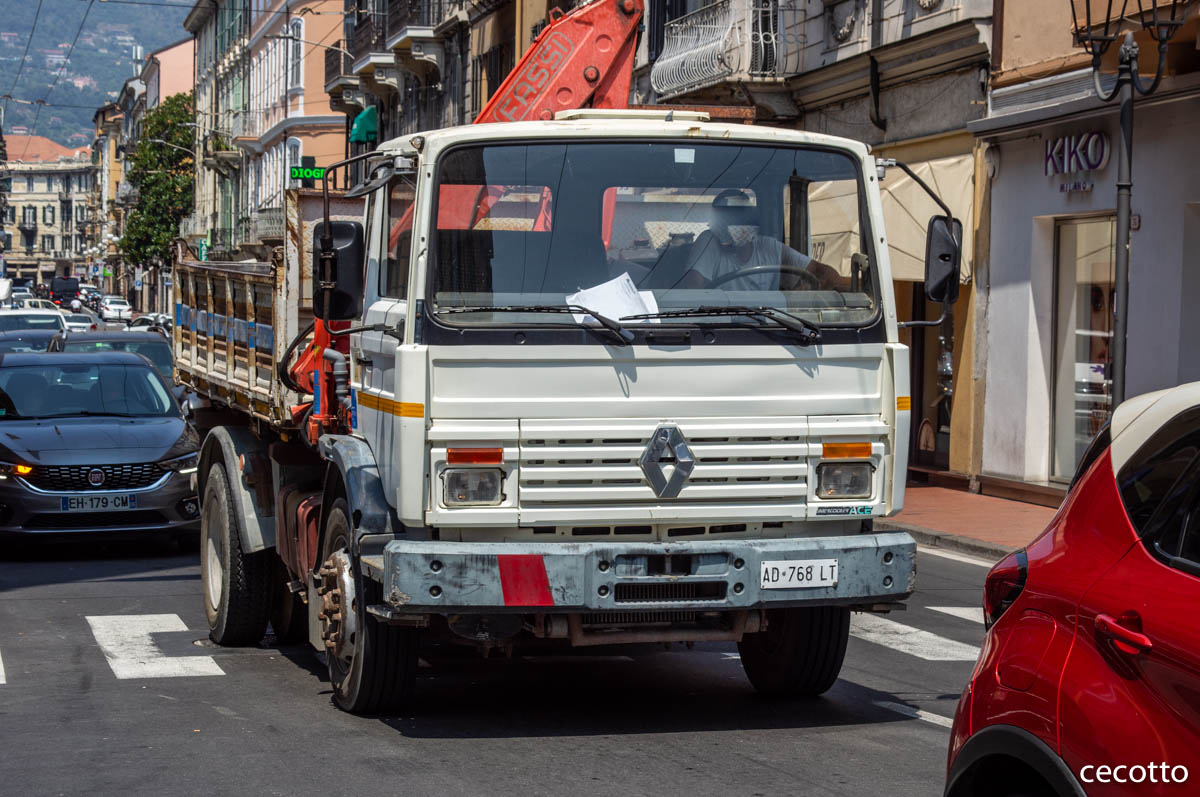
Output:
(143, 138), (198, 158)
(1068, 0), (1188, 408)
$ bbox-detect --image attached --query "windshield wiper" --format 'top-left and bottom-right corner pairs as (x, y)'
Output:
(435, 304), (635, 346)
(76, 411), (142, 418)
(622, 306), (822, 345)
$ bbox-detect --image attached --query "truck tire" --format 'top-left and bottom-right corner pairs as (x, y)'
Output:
(201, 462), (272, 645)
(737, 606), (850, 697)
(320, 498), (418, 714)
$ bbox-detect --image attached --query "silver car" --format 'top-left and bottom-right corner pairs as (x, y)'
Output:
(0, 351), (200, 541)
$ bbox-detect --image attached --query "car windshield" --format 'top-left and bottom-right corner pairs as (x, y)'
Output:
(63, 340), (174, 380)
(0, 336), (51, 353)
(0, 363), (177, 419)
(67, 314), (91, 323)
(0, 314), (63, 332)
(424, 141), (877, 329)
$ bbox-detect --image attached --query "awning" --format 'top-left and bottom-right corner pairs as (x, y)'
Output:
(878, 153), (975, 283)
(349, 106), (378, 144)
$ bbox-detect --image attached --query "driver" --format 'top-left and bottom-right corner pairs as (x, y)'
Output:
(679, 190), (842, 291)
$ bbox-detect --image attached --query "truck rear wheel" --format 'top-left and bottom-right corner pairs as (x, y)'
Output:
(319, 498), (418, 714)
(201, 462), (272, 645)
(737, 606), (850, 697)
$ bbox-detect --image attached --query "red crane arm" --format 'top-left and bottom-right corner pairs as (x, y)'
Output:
(475, 0), (644, 125)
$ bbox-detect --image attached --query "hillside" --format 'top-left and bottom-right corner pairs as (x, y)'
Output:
(0, 0), (190, 149)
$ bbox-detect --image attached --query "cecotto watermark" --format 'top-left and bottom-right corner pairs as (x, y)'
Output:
(1080, 764), (1189, 785)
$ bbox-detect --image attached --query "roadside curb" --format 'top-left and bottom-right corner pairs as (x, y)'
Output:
(876, 520), (1016, 563)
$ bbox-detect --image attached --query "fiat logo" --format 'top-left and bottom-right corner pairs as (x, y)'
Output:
(87, 468), (105, 487)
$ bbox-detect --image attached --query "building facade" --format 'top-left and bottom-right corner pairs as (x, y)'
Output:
(88, 104), (125, 294)
(1, 135), (93, 284)
(969, 2), (1200, 495)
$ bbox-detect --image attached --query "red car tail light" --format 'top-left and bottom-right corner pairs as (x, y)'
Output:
(983, 549), (1028, 629)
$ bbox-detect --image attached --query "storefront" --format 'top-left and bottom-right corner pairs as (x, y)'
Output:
(971, 80), (1200, 486)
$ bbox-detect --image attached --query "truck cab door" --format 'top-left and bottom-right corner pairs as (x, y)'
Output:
(350, 178), (415, 501)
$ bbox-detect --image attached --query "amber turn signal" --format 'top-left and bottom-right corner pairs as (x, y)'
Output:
(447, 447), (503, 465)
(821, 442), (872, 460)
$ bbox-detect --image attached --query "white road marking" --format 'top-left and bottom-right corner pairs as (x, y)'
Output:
(929, 605), (985, 625)
(86, 614), (224, 679)
(917, 545), (998, 568)
(851, 614), (980, 661)
(873, 700), (954, 728)
(0, 647), (5, 684)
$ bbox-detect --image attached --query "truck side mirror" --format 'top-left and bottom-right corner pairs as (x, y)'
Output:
(924, 215), (962, 305)
(313, 221), (364, 321)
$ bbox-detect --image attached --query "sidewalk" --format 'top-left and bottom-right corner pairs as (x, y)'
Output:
(877, 484), (1060, 562)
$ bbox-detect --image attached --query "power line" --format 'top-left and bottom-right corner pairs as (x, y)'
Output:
(19, 0), (97, 159)
(3, 0), (46, 116)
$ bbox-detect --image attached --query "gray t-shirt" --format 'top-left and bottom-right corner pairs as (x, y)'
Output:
(687, 233), (813, 291)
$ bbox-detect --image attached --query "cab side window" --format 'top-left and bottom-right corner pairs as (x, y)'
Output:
(381, 178), (416, 299)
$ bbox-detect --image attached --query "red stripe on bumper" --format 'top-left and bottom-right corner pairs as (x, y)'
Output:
(497, 554), (554, 606)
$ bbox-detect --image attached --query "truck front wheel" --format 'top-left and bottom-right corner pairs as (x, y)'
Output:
(319, 498), (418, 714)
(201, 462), (272, 645)
(737, 606), (850, 697)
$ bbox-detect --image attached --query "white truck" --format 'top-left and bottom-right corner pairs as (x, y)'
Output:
(176, 110), (961, 713)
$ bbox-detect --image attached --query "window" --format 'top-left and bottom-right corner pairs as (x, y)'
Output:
(289, 20), (303, 89)
(25, 177), (33, 192)
(40, 235), (54, 252)
(286, 138), (302, 187)
(75, 235), (84, 252)
(383, 177), (417, 298)
(22, 206), (36, 224)
(4, 206), (12, 223)
(43, 206), (55, 225)
(76, 205), (86, 222)
(63, 175), (71, 193)
(0, 362), (176, 419)
(1053, 218), (1117, 479)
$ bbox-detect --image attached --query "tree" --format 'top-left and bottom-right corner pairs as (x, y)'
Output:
(120, 92), (194, 268)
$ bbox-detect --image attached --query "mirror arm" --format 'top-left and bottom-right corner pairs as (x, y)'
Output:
(877, 159), (953, 219)
(898, 307), (948, 330)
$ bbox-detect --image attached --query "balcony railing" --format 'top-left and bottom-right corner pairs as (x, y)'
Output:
(236, 216), (254, 247)
(232, 111), (262, 140)
(17, 219), (36, 231)
(388, 0), (436, 38)
(350, 8), (387, 63)
(325, 40), (355, 87)
(179, 212), (208, 240)
(211, 227), (234, 254)
(253, 207), (284, 242)
(651, 0), (802, 99)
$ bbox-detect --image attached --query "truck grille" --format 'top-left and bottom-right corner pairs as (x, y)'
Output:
(25, 463), (164, 492)
(613, 582), (727, 603)
(519, 418), (809, 506)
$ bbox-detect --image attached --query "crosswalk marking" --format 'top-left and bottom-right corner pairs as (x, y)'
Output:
(873, 700), (954, 728)
(86, 614), (224, 679)
(0, 646), (5, 684)
(929, 605), (984, 625)
(851, 614), (980, 661)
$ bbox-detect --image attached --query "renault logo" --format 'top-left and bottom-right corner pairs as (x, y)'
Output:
(639, 424), (695, 498)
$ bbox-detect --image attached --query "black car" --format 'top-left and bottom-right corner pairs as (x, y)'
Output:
(0, 351), (200, 541)
(48, 330), (174, 384)
(0, 330), (57, 353)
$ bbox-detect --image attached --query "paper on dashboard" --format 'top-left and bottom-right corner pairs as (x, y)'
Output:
(567, 273), (657, 325)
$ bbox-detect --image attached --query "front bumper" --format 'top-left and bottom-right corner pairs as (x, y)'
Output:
(0, 471), (200, 537)
(379, 532), (915, 613)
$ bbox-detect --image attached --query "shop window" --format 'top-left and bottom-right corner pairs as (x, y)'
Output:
(1053, 217), (1116, 480)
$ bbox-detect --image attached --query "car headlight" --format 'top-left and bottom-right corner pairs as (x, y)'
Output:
(443, 468), (504, 506)
(0, 462), (34, 479)
(816, 462), (873, 499)
(158, 452), (199, 474)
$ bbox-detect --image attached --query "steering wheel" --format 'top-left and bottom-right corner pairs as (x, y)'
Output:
(706, 264), (821, 291)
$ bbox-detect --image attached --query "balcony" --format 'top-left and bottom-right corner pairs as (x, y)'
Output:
(236, 216), (255, 247)
(326, 40), (367, 113)
(17, 218), (36, 232)
(350, 3), (401, 97)
(387, 0), (443, 81)
(232, 111), (262, 143)
(211, 227), (234, 256)
(650, 0), (803, 102)
(253, 207), (284, 242)
(115, 180), (138, 205)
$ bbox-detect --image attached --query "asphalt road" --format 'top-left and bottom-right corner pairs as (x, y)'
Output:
(0, 540), (991, 796)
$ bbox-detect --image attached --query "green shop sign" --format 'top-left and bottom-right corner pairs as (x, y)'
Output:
(290, 166), (326, 180)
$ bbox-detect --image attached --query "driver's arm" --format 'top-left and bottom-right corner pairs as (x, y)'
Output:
(779, 242), (849, 291)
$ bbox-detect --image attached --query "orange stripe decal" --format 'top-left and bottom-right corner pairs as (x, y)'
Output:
(357, 391), (424, 418)
(897, 396), (911, 412)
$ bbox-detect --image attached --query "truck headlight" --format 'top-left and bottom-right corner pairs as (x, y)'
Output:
(443, 469), (504, 506)
(816, 462), (873, 499)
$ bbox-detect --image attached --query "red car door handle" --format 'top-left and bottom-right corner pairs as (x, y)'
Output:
(1096, 613), (1153, 654)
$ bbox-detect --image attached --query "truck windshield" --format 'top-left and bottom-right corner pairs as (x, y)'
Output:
(427, 141), (878, 330)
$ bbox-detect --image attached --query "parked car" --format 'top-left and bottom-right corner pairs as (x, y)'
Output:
(0, 330), (57, 353)
(127, 314), (172, 333)
(48, 330), (174, 384)
(62, 313), (97, 333)
(99, 296), (132, 322)
(0, 310), (68, 334)
(0, 351), (199, 542)
(21, 299), (59, 311)
(946, 382), (1200, 797)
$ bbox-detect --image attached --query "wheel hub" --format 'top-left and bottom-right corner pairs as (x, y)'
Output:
(317, 550), (357, 661)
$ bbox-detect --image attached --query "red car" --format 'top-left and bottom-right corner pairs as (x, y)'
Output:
(946, 385), (1200, 797)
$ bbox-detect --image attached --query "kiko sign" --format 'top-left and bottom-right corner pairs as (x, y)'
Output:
(1045, 131), (1110, 193)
